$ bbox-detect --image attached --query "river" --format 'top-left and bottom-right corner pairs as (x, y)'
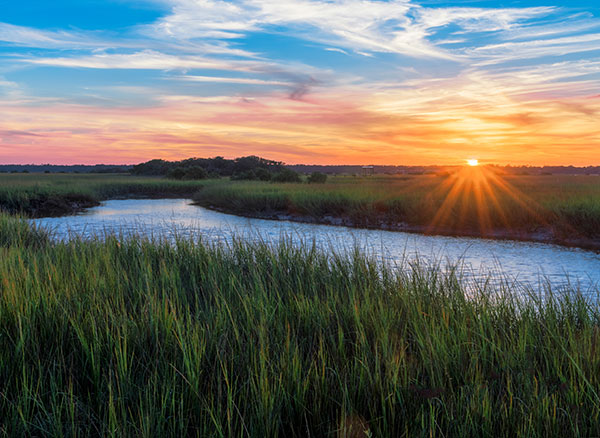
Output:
(32, 198), (600, 294)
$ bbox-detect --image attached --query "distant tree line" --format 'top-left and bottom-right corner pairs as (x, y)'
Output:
(3, 160), (599, 177)
(0, 164), (131, 173)
(287, 164), (600, 176)
(132, 156), (306, 182)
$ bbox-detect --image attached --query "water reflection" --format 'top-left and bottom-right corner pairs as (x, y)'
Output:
(32, 198), (600, 293)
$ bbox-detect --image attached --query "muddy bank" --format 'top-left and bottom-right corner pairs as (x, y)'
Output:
(5, 194), (101, 218)
(194, 203), (600, 252)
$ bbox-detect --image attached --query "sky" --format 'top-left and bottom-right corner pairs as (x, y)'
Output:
(0, 0), (599, 165)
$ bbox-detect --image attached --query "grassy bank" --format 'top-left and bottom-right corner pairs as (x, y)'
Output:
(0, 174), (206, 217)
(0, 214), (599, 436)
(3, 172), (600, 248)
(192, 172), (600, 246)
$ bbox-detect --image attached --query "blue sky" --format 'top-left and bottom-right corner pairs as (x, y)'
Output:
(0, 0), (599, 164)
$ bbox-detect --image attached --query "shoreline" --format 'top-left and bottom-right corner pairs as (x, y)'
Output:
(12, 192), (600, 252)
(193, 202), (600, 252)
(22, 192), (200, 218)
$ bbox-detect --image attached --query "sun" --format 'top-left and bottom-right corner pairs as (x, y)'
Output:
(467, 159), (479, 167)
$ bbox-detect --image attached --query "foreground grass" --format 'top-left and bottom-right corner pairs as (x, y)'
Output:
(193, 173), (600, 243)
(0, 174), (207, 217)
(1, 215), (599, 436)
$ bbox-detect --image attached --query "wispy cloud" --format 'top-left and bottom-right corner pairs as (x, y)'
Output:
(148, 0), (560, 60)
(0, 22), (121, 49)
(470, 33), (600, 65)
(324, 47), (349, 55)
(0, 76), (22, 99)
(179, 75), (289, 85)
(149, 0), (443, 58)
(25, 50), (252, 70)
(23, 49), (328, 101)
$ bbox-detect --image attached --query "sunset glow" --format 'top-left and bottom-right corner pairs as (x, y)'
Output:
(427, 164), (550, 236)
(467, 159), (479, 167)
(1, 1), (599, 165)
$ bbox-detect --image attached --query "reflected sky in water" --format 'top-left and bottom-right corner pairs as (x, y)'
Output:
(32, 199), (600, 294)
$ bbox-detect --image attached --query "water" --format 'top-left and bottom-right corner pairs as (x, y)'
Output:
(32, 198), (600, 293)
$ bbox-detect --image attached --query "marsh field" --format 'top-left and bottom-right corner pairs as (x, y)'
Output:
(1, 172), (600, 436)
(191, 171), (600, 248)
(3, 171), (600, 247)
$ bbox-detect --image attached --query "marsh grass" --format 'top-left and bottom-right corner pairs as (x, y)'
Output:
(0, 174), (208, 217)
(193, 174), (600, 240)
(3, 173), (600, 242)
(0, 214), (599, 436)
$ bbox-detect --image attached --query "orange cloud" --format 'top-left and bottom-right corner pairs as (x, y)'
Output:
(1, 80), (599, 165)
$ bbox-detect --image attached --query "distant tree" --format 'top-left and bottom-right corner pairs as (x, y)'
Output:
(232, 168), (275, 181)
(254, 168), (272, 181)
(166, 167), (186, 180)
(271, 168), (302, 183)
(307, 172), (327, 184)
(233, 156), (283, 173)
(132, 155), (284, 177)
(132, 159), (172, 176)
(183, 166), (208, 180)
(231, 170), (257, 181)
(209, 156), (231, 173)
